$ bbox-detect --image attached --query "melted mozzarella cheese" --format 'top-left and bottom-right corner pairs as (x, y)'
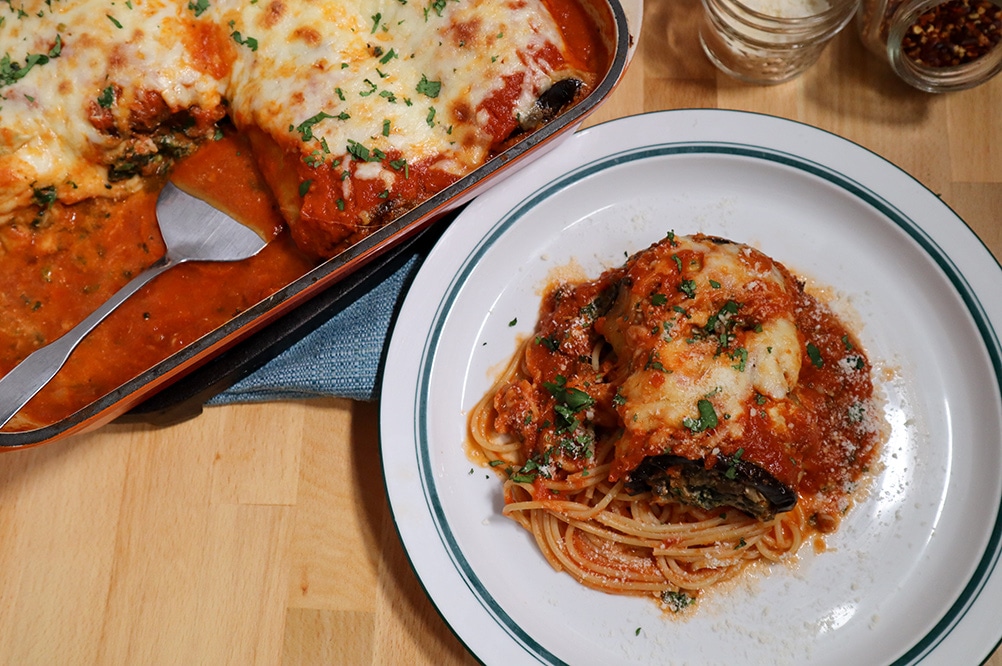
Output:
(223, 0), (568, 169)
(747, 317), (801, 399)
(0, 0), (578, 227)
(605, 235), (802, 459)
(0, 0), (227, 216)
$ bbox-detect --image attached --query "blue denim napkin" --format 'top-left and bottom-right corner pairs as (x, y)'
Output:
(207, 253), (422, 404)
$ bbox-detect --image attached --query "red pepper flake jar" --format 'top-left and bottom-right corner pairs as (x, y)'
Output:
(858, 0), (1002, 91)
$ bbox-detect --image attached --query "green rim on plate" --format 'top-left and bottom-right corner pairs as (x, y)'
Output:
(410, 142), (1002, 665)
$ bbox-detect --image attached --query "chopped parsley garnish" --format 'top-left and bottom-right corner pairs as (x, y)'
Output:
(32, 185), (57, 207)
(426, 0), (448, 18)
(535, 335), (559, 352)
(106, 14), (122, 28)
(644, 351), (668, 373)
(578, 293), (609, 323)
(1, 35), (62, 89)
(705, 300), (740, 333)
(698, 300), (748, 351)
(543, 374), (595, 434)
(661, 590), (694, 612)
(807, 342), (824, 369)
(723, 448), (744, 479)
(187, 0), (209, 16)
(679, 279), (697, 299)
(298, 179), (312, 197)
(650, 293), (668, 306)
(293, 111), (335, 141)
(730, 346), (748, 372)
(303, 150), (325, 168)
(231, 31), (258, 51)
(543, 375), (594, 412)
(370, 12), (382, 33)
(346, 139), (375, 161)
(416, 74), (441, 98)
(683, 399), (718, 433)
(509, 458), (541, 484)
(97, 85), (115, 108)
(389, 158), (409, 177)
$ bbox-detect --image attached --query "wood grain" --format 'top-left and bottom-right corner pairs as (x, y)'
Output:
(2, 1), (1001, 663)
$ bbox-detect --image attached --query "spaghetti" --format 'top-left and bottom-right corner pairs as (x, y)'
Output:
(468, 232), (883, 609)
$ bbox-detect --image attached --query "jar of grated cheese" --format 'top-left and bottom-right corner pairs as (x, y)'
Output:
(857, 0), (1002, 91)
(699, 0), (858, 83)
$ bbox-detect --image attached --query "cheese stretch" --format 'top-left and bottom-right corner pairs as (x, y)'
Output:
(0, 0), (588, 255)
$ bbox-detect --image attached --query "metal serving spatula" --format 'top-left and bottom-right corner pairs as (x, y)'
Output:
(0, 182), (268, 428)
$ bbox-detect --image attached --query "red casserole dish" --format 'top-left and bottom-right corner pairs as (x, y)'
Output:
(0, 0), (631, 447)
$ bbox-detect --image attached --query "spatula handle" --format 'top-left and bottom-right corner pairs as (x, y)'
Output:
(0, 262), (170, 428)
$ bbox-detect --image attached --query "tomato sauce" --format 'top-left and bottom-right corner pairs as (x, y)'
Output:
(285, 0), (610, 259)
(0, 0), (610, 433)
(493, 235), (884, 528)
(294, 149), (459, 258)
(541, 0), (610, 75)
(0, 133), (317, 430)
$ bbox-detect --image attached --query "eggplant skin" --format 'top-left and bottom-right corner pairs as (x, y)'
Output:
(625, 454), (797, 522)
(517, 78), (585, 133)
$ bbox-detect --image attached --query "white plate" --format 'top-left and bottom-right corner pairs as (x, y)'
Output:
(379, 110), (1002, 666)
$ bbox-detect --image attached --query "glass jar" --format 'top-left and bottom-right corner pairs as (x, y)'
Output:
(858, 0), (1002, 91)
(699, 0), (859, 84)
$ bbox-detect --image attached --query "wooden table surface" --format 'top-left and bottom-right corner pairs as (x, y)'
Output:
(2, 1), (1001, 664)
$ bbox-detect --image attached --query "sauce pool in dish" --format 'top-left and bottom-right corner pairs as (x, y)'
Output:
(0, 0), (611, 432)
